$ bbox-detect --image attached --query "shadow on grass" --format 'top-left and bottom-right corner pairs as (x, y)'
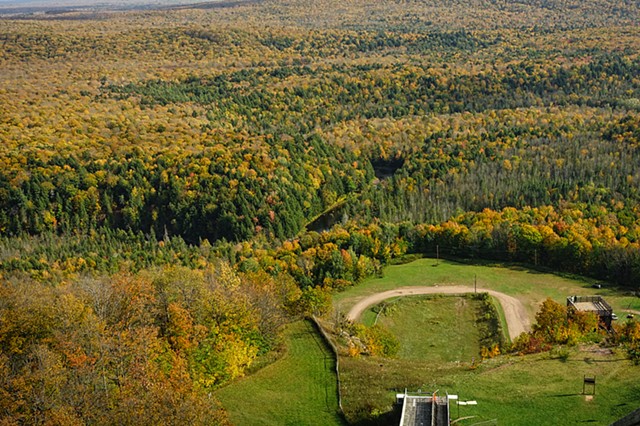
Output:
(348, 405), (402, 426)
(533, 356), (627, 364)
(582, 357), (627, 364)
(389, 253), (425, 266)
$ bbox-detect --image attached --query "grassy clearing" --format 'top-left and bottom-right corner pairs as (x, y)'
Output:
(340, 346), (640, 425)
(216, 320), (344, 426)
(456, 347), (640, 425)
(334, 258), (640, 425)
(370, 295), (481, 363)
(334, 258), (640, 321)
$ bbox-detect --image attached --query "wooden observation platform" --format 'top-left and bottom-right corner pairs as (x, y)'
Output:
(567, 295), (614, 329)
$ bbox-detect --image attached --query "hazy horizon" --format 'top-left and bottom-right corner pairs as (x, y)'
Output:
(0, 0), (214, 5)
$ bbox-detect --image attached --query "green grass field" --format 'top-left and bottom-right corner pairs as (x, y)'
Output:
(216, 320), (344, 426)
(334, 258), (640, 320)
(368, 296), (481, 363)
(340, 346), (640, 425)
(216, 259), (640, 425)
(335, 258), (640, 425)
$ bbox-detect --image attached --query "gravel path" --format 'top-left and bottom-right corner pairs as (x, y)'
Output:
(345, 285), (531, 340)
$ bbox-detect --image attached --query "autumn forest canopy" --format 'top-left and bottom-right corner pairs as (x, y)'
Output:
(0, 0), (639, 424)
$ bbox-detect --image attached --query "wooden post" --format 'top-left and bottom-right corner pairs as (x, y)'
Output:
(583, 375), (596, 395)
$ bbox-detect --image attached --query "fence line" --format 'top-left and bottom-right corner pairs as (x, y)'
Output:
(311, 315), (344, 414)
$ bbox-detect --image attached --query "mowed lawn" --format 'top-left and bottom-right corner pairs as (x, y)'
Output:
(365, 296), (482, 363)
(335, 258), (640, 425)
(216, 320), (344, 426)
(340, 345), (640, 425)
(334, 257), (640, 321)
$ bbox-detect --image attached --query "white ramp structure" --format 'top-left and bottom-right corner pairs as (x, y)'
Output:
(397, 390), (450, 426)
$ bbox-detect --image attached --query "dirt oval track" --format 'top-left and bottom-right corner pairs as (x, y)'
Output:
(346, 286), (531, 340)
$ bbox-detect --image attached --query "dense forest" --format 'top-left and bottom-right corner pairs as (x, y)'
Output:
(1, 0), (639, 423)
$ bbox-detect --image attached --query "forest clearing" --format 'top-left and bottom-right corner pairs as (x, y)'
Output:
(330, 259), (640, 425)
(345, 284), (530, 340)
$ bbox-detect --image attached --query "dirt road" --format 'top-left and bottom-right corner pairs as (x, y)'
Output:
(345, 286), (531, 340)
